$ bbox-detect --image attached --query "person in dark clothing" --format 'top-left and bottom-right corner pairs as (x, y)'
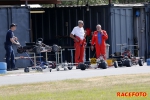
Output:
(5, 23), (20, 71)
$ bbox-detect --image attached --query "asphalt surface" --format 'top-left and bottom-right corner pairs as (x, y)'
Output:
(0, 64), (150, 86)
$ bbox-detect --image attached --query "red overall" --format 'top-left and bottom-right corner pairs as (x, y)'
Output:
(74, 36), (86, 64)
(91, 30), (108, 59)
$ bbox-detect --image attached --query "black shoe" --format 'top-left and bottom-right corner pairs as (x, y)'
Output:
(12, 68), (19, 70)
(7, 69), (12, 71)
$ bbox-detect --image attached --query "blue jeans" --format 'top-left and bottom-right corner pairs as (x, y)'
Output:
(5, 45), (15, 69)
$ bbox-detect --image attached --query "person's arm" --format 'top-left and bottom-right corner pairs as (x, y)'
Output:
(70, 27), (79, 42)
(10, 38), (20, 45)
(7, 32), (17, 44)
(102, 30), (108, 40)
(9, 33), (20, 45)
(84, 30), (87, 38)
(13, 36), (18, 41)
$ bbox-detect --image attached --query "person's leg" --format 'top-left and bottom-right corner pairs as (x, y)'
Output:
(101, 46), (106, 60)
(5, 46), (11, 71)
(79, 45), (85, 63)
(11, 48), (17, 70)
(74, 43), (80, 65)
(96, 45), (100, 59)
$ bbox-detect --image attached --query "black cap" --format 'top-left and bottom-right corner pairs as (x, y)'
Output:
(10, 23), (17, 28)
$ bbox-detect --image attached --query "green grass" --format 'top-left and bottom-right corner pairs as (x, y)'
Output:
(0, 73), (150, 100)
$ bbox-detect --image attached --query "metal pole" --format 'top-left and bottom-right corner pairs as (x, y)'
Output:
(71, 50), (73, 64)
(58, 52), (59, 64)
(34, 53), (36, 67)
(61, 50), (63, 63)
(120, 45), (122, 54)
(55, 52), (57, 65)
(146, 13), (149, 58)
(68, 49), (75, 64)
(109, 0), (112, 5)
(89, 47), (90, 60)
(137, 17), (140, 56)
(25, 0), (28, 7)
(46, 52), (48, 61)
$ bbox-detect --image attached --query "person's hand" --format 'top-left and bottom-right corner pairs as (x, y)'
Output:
(75, 38), (79, 42)
(13, 37), (18, 41)
(15, 37), (18, 40)
(16, 42), (21, 46)
(91, 45), (94, 51)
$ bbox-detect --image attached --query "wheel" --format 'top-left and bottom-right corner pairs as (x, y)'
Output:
(57, 68), (60, 71)
(24, 67), (29, 73)
(114, 61), (118, 68)
(68, 66), (73, 70)
(98, 61), (107, 69)
(37, 67), (43, 72)
(49, 68), (52, 72)
(64, 67), (67, 71)
(101, 62), (107, 69)
(48, 63), (56, 69)
(42, 65), (47, 69)
(138, 59), (143, 66)
(118, 64), (123, 67)
(125, 59), (132, 67)
(118, 61), (123, 67)
(78, 63), (86, 70)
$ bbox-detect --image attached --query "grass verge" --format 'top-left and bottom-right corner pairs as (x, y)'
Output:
(0, 73), (150, 100)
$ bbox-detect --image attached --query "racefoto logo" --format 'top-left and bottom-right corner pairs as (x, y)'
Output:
(117, 92), (147, 97)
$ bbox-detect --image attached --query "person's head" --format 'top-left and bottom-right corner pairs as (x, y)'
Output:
(96, 24), (102, 31)
(10, 23), (17, 31)
(78, 20), (84, 28)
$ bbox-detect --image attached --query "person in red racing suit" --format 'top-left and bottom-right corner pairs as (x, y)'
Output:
(91, 24), (108, 60)
(70, 20), (86, 68)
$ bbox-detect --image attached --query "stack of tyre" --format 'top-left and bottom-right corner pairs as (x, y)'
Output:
(0, 62), (7, 74)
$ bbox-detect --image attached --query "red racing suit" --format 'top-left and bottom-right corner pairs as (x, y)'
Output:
(74, 36), (86, 64)
(91, 30), (108, 59)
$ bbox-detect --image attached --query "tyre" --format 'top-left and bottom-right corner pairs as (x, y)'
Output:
(48, 63), (56, 69)
(125, 59), (132, 67)
(37, 67), (43, 72)
(98, 61), (107, 69)
(64, 67), (67, 71)
(103, 62), (107, 69)
(0, 70), (7, 74)
(68, 66), (73, 70)
(0, 62), (7, 70)
(78, 63), (86, 70)
(114, 61), (118, 68)
(24, 67), (30, 73)
(57, 68), (60, 71)
(50, 68), (52, 72)
(100, 62), (107, 69)
(118, 64), (123, 67)
(35, 46), (41, 54)
(138, 59), (143, 66)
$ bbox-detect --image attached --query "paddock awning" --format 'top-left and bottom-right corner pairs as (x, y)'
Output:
(0, 0), (61, 5)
